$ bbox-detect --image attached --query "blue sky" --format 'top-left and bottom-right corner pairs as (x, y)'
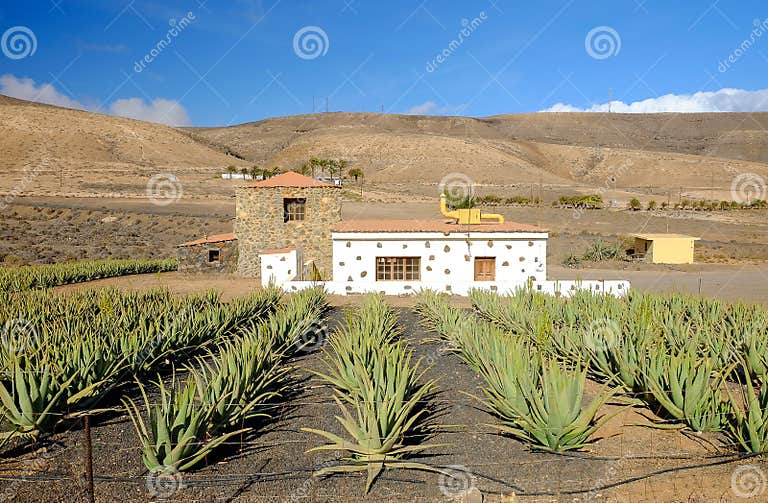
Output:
(1, 0), (768, 126)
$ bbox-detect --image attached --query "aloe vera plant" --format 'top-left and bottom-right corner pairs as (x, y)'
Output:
(303, 343), (442, 493)
(304, 294), (443, 493)
(0, 356), (73, 444)
(485, 360), (616, 451)
(727, 375), (768, 453)
(640, 345), (729, 432)
(0, 258), (177, 293)
(123, 374), (248, 471)
(191, 335), (290, 432)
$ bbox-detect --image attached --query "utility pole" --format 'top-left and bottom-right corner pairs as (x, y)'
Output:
(312, 96), (316, 114)
(608, 88), (613, 113)
(326, 97), (329, 113)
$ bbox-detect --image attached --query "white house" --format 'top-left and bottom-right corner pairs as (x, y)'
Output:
(261, 195), (630, 297)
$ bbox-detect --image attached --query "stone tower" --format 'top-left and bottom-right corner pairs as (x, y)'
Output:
(234, 171), (342, 278)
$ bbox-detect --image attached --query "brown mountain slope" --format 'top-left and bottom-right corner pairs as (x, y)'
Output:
(192, 111), (768, 191)
(2, 94), (768, 200)
(0, 95), (243, 199)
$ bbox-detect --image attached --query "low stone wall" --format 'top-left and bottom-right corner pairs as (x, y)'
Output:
(178, 240), (238, 273)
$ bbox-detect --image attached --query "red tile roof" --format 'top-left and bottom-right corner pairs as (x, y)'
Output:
(261, 247), (298, 255)
(178, 233), (237, 247)
(246, 171), (337, 188)
(332, 220), (548, 233)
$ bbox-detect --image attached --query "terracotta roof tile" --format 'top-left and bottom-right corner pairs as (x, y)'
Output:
(178, 233), (237, 247)
(245, 171), (337, 188)
(332, 220), (548, 233)
(261, 247), (298, 255)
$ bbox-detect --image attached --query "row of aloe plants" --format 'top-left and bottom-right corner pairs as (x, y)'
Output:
(123, 288), (329, 473)
(467, 289), (768, 452)
(0, 286), (281, 450)
(414, 291), (615, 452)
(0, 258), (178, 293)
(303, 294), (442, 493)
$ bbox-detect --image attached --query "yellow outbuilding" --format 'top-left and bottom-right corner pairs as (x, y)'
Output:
(631, 234), (700, 264)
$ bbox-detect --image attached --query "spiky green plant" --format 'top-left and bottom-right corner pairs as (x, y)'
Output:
(0, 355), (74, 444)
(0, 258), (178, 293)
(304, 295), (442, 493)
(191, 335), (290, 432)
(727, 376), (768, 453)
(303, 342), (442, 493)
(123, 374), (248, 472)
(316, 294), (401, 395)
(483, 359), (616, 451)
(640, 345), (729, 432)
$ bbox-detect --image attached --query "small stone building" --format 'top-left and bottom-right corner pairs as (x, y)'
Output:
(177, 233), (238, 273)
(234, 172), (342, 279)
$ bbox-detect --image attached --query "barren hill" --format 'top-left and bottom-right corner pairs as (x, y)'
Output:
(192, 111), (768, 192)
(0, 95), (242, 199)
(2, 94), (768, 201)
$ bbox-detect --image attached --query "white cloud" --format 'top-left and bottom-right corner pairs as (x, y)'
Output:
(405, 101), (468, 115)
(108, 98), (190, 126)
(541, 88), (768, 113)
(0, 74), (190, 126)
(406, 101), (438, 115)
(0, 74), (86, 110)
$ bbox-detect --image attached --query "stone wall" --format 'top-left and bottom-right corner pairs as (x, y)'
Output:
(177, 240), (238, 273)
(235, 186), (341, 278)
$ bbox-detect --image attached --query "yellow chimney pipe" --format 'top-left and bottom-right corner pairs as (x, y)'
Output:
(440, 194), (504, 224)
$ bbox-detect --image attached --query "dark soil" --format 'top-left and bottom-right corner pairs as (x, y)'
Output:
(0, 308), (752, 502)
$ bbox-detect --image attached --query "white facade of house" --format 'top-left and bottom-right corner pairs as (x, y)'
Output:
(260, 248), (299, 286)
(262, 228), (630, 297)
(331, 230), (547, 295)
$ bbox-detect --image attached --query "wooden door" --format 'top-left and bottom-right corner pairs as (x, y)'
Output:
(474, 257), (496, 281)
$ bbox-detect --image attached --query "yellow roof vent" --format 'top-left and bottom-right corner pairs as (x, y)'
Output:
(440, 194), (504, 225)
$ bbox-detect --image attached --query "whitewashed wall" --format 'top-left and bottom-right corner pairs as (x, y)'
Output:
(331, 231), (548, 293)
(260, 250), (298, 286)
(283, 279), (631, 298)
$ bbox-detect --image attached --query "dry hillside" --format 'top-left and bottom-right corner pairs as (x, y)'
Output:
(192, 111), (768, 194)
(2, 94), (768, 201)
(0, 95), (243, 199)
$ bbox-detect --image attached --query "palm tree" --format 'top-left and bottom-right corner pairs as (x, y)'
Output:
(308, 157), (322, 177)
(348, 167), (363, 182)
(249, 166), (262, 180)
(226, 165), (237, 178)
(348, 167), (364, 196)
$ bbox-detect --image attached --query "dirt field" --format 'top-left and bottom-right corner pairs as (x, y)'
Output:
(5, 195), (767, 302)
(3, 306), (761, 503)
